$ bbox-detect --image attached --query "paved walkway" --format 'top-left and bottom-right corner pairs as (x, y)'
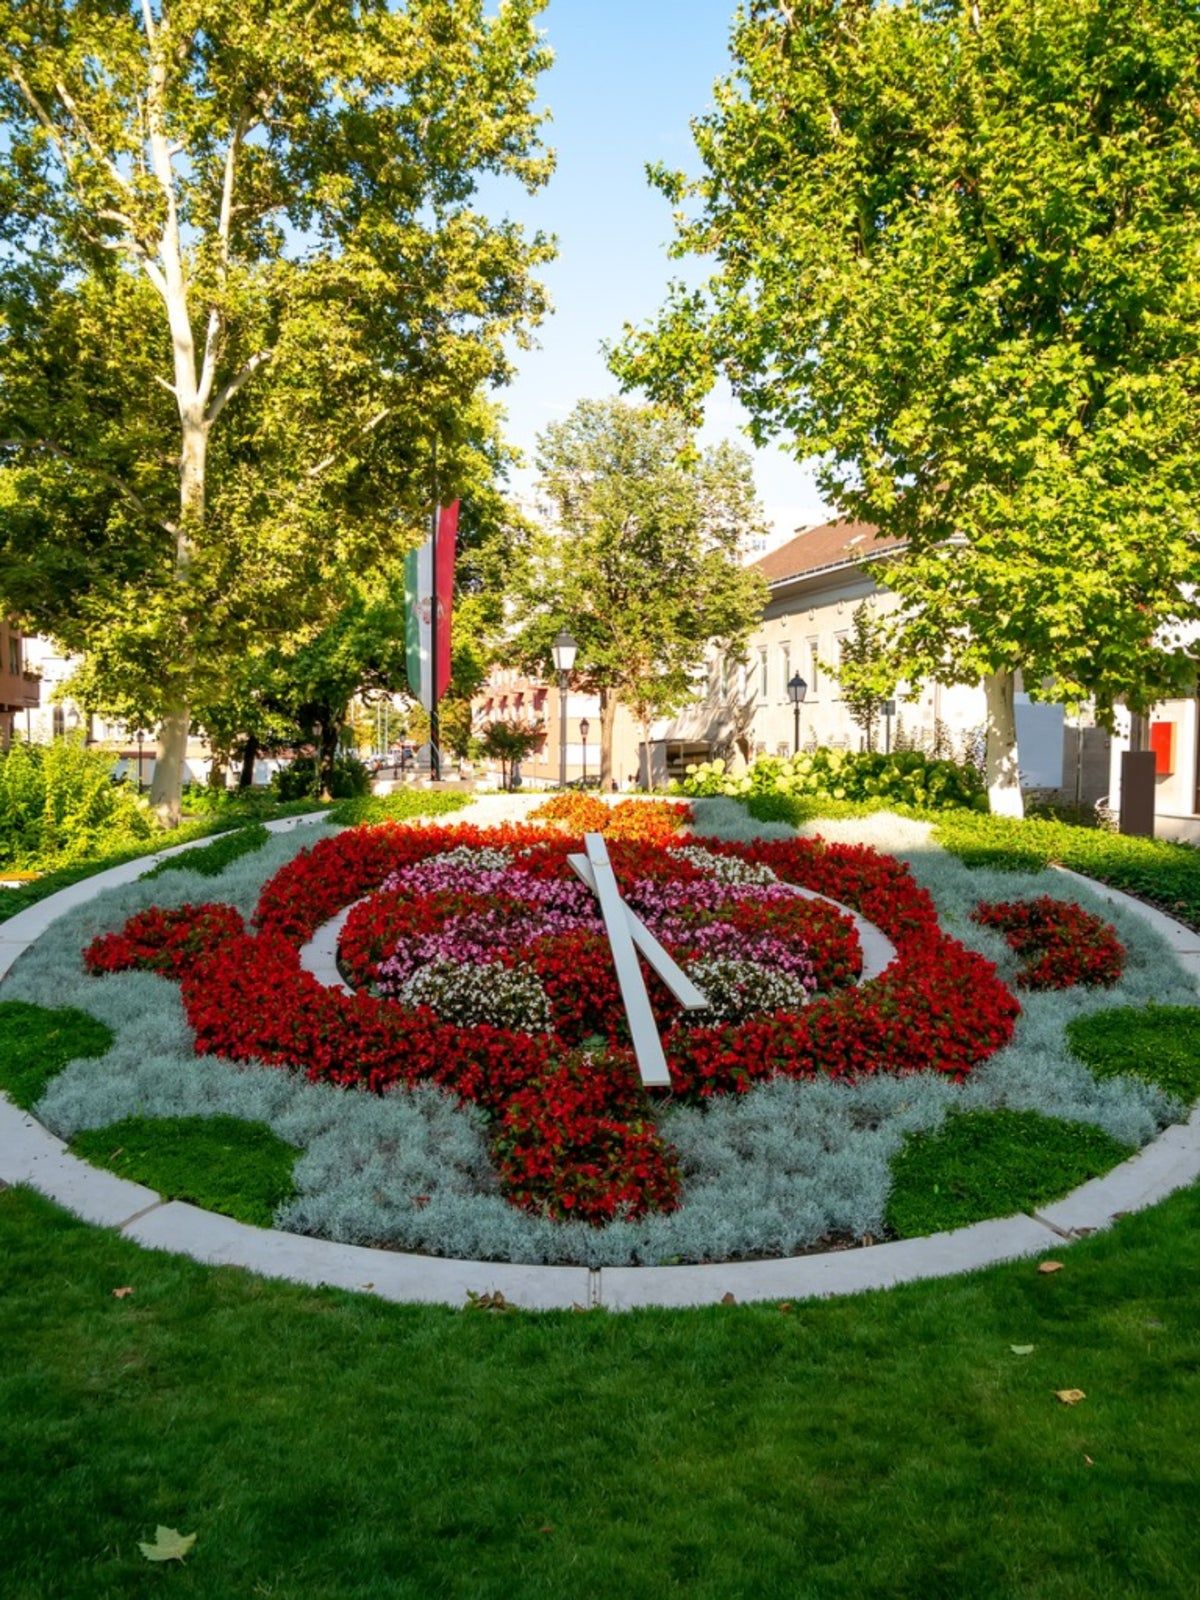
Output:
(1, 807), (1198, 1309)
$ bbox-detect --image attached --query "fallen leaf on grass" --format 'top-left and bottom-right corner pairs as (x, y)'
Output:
(778, 1302), (793, 1314)
(111, 1286), (135, 1300)
(1055, 1389), (1086, 1405)
(1038, 1261), (1064, 1275)
(465, 1289), (512, 1313)
(720, 1292), (737, 1305)
(1010, 1344), (1035, 1356)
(139, 1527), (196, 1563)
(1084, 1455), (1094, 1467)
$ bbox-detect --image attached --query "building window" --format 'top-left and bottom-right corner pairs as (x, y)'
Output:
(52, 704), (66, 738)
(757, 647), (768, 701)
(8, 638), (19, 675)
(833, 631), (849, 698)
(779, 643), (790, 700)
(806, 636), (820, 694)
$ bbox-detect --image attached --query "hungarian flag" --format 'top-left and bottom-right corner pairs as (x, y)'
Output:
(404, 501), (459, 711)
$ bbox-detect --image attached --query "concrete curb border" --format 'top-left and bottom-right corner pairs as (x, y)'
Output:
(2, 811), (1198, 1309)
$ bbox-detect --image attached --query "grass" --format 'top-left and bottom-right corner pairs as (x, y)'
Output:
(1068, 1006), (1200, 1107)
(140, 822), (271, 880)
(1, 1182), (1199, 1597)
(0, 1000), (114, 1110)
(326, 788), (472, 826)
(885, 1109), (1133, 1238)
(4, 791), (1199, 1594)
(69, 1115), (298, 1227)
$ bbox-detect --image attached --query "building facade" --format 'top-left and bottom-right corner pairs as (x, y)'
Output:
(0, 621), (41, 745)
(649, 520), (1104, 802)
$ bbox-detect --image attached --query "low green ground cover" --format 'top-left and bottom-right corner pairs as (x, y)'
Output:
(69, 1115), (297, 1227)
(1068, 1006), (1200, 1107)
(885, 1109), (1132, 1237)
(0, 1000), (113, 1110)
(141, 823), (271, 880)
(1, 1182), (1198, 1598)
(746, 793), (1200, 930)
(327, 789), (472, 826)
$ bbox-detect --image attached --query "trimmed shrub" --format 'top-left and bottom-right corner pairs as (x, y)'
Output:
(1068, 1006), (1200, 1106)
(678, 749), (985, 812)
(885, 1109), (1131, 1237)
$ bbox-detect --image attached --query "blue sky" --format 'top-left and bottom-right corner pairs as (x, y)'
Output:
(490, 0), (835, 541)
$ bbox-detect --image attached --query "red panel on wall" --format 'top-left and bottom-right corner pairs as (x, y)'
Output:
(1149, 720), (1175, 777)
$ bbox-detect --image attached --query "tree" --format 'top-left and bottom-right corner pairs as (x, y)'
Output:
(0, 0), (553, 822)
(510, 398), (768, 787)
(479, 718), (544, 791)
(828, 602), (898, 753)
(614, 0), (1200, 816)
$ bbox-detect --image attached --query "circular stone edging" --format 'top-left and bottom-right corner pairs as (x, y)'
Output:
(1, 809), (1198, 1311)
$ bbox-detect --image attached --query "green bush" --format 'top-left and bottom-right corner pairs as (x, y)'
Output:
(1068, 1006), (1200, 1106)
(271, 752), (370, 801)
(141, 823), (270, 880)
(71, 1115), (298, 1227)
(0, 738), (157, 869)
(886, 1109), (1131, 1237)
(0, 1000), (114, 1110)
(676, 748), (985, 812)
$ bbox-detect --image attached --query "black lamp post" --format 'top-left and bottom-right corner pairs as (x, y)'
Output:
(882, 698), (897, 755)
(551, 629), (577, 788)
(135, 729), (146, 792)
(787, 673), (808, 754)
(579, 717), (590, 787)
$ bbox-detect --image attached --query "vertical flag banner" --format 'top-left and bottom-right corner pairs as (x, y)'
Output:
(405, 500), (459, 712)
(435, 499), (458, 699)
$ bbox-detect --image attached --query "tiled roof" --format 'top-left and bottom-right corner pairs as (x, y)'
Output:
(755, 519), (905, 585)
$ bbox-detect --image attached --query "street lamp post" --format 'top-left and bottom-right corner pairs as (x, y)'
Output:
(787, 673), (808, 755)
(551, 629), (578, 789)
(579, 717), (590, 787)
(882, 698), (897, 755)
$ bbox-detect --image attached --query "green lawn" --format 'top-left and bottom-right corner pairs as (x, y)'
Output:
(1, 1183), (1197, 1598)
(4, 795), (1199, 1597)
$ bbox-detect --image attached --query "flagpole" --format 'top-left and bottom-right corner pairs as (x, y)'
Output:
(429, 439), (441, 782)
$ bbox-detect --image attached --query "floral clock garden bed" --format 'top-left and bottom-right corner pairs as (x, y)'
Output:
(3, 801), (1195, 1265)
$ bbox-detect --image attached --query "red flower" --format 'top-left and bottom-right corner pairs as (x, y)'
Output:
(971, 897), (1125, 989)
(83, 822), (1021, 1225)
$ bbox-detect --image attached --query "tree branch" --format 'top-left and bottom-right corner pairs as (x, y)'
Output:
(198, 104), (250, 409)
(305, 409), (393, 480)
(204, 349), (274, 426)
(53, 79), (133, 193)
(1, 435), (177, 536)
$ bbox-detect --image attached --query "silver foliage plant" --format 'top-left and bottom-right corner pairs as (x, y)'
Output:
(2, 800), (1193, 1266)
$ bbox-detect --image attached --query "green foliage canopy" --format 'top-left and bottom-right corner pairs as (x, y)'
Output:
(0, 0), (554, 816)
(510, 397), (767, 783)
(615, 0), (1200, 717)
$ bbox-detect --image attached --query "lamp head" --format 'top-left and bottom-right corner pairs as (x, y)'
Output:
(552, 629), (578, 674)
(787, 673), (808, 706)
